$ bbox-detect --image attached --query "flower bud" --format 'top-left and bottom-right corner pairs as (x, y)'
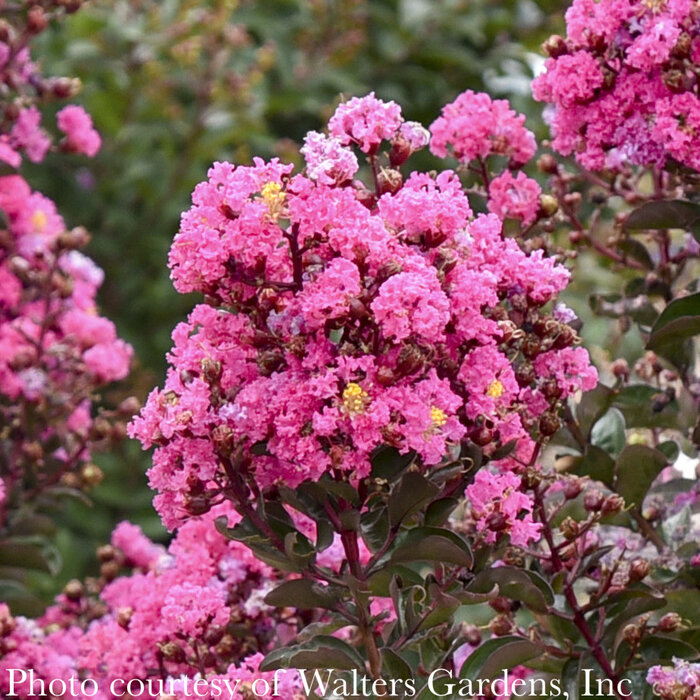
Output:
(377, 168), (403, 196)
(27, 6), (48, 34)
(461, 623), (482, 646)
(552, 326), (576, 349)
(58, 226), (90, 250)
(203, 625), (225, 647)
(515, 363), (535, 387)
(57, 0), (84, 13)
(396, 344), (424, 376)
(159, 641), (186, 663)
(96, 544), (117, 562)
(354, 185), (377, 210)
(349, 297), (370, 320)
(489, 597), (512, 613)
(471, 425), (494, 446)
(376, 366), (396, 387)
(0, 606), (16, 637)
(81, 463), (104, 488)
(538, 194), (559, 218)
(611, 358), (629, 381)
(657, 612), (683, 632)
(539, 412), (561, 437)
(183, 494), (211, 517)
(215, 634), (236, 657)
(389, 136), (412, 167)
(486, 511), (508, 532)
(601, 494), (625, 515)
(117, 607), (133, 630)
(520, 468), (542, 490)
(63, 579), (84, 602)
(542, 35), (568, 58)
(541, 378), (562, 400)
(672, 31), (692, 58)
(258, 349), (284, 376)
(0, 20), (12, 43)
(628, 558), (650, 582)
(212, 424), (235, 456)
(663, 69), (691, 94)
(583, 489), (604, 512)
(537, 154), (559, 174)
(622, 624), (641, 646)
(22, 441), (44, 463)
(559, 517), (579, 540)
(489, 614), (513, 637)
(563, 478), (583, 500)
(100, 561), (121, 582)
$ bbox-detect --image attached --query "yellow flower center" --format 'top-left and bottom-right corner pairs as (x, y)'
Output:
(31, 210), (47, 231)
(430, 406), (447, 427)
(342, 382), (369, 415)
(487, 379), (504, 398)
(260, 181), (285, 217)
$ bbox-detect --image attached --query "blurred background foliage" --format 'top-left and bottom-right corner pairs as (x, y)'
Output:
(22, 0), (588, 603)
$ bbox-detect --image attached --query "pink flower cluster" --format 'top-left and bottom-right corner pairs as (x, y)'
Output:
(0, 508), (305, 699)
(487, 171), (542, 227)
(0, 10), (131, 513)
(466, 470), (541, 547)
(533, 0), (700, 170)
(130, 92), (596, 537)
(0, 23), (101, 168)
(0, 172), (133, 506)
(429, 90), (536, 166)
(57, 106), (102, 158)
(647, 659), (700, 700)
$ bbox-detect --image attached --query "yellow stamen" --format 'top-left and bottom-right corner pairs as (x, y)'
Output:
(342, 382), (369, 415)
(260, 181), (285, 218)
(487, 379), (504, 398)
(430, 406), (447, 428)
(31, 210), (47, 231)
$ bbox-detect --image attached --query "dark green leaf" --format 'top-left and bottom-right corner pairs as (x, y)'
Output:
(614, 445), (668, 508)
(259, 635), (364, 671)
(571, 445), (616, 487)
(590, 408), (626, 458)
(617, 239), (654, 270)
(388, 471), (440, 527)
(576, 384), (616, 438)
(624, 200), (700, 241)
(425, 498), (459, 526)
(656, 440), (680, 463)
(371, 446), (417, 481)
(459, 636), (542, 681)
(264, 579), (342, 610)
(467, 567), (553, 613)
(381, 648), (413, 681)
(391, 527), (473, 568)
(646, 293), (700, 357)
(613, 384), (680, 429)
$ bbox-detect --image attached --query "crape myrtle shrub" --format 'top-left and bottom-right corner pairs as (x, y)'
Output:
(0, 0), (136, 615)
(31, 0), (567, 377)
(1, 0), (700, 698)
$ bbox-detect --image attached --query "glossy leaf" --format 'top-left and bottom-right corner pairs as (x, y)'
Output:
(264, 579), (342, 610)
(260, 635), (365, 671)
(613, 445), (668, 508)
(391, 527), (473, 568)
(388, 471), (440, 527)
(624, 200), (700, 241)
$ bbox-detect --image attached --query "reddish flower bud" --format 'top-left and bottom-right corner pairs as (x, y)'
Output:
(657, 612), (683, 632)
(489, 614), (513, 637)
